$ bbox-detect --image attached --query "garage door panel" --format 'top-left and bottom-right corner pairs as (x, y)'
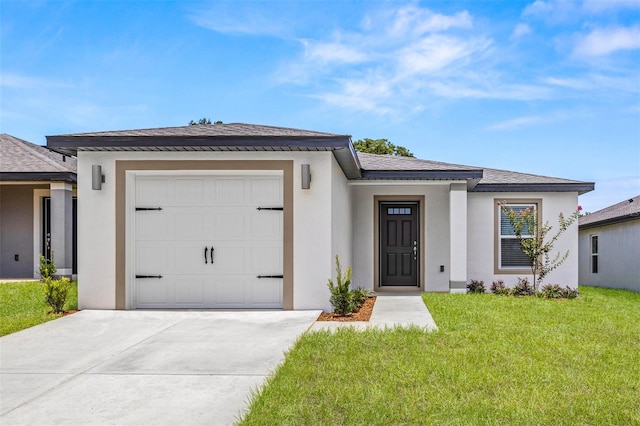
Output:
(215, 179), (246, 204)
(250, 213), (282, 239)
(175, 278), (205, 305)
(251, 178), (282, 205)
(137, 179), (170, 204)
(136, 212), (170, 241)
(137, 278), (171, 306)
(174, 179), (204, 204)
(213, 213), (245, 239)
(136, 244), (171, 274)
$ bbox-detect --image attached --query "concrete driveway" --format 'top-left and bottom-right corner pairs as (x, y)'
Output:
(0, 309), (320, 426)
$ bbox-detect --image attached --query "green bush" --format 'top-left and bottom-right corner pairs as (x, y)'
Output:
(352, 287), (372, 311)
(467, 279), (486, 294)
(490, 280), (509, 295)
(43, 277), (71, 314)
(539, 284), (564, 299)
(39, 251), (56, 281)
(327, 256), (356, 316)
(512, 277), (535, 296)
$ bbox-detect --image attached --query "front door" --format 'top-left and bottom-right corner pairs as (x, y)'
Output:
(380, 202), (419, 286)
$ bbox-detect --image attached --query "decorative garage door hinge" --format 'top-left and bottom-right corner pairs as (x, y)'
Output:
(135, 207), (163, 211)
(257, 275), (284, 279)
(135, 275), (163, 279)
(256, 207), (283, 211)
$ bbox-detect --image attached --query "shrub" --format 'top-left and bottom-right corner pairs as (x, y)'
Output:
(539, 284), (564, 299)
(561, 286), (579, 299)
(512, 277), (535, 296)
(538, 284), (580, 299)
(327, 256), (356, 316)
(352, 287), (372, 310)
(39, 251), (56, 281)
(490, 280), (510, 295)
(43, 277), (71, 314)
(467, 279), (486, 294)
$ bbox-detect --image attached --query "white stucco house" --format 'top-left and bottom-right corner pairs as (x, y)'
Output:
(46, 123), (594, 311)
(578, 195), (640, 292)
(0, 134), (77, 279)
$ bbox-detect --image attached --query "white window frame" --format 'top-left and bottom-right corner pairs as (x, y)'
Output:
(495, 199), (541, 274)
(590, 234), (599, 274)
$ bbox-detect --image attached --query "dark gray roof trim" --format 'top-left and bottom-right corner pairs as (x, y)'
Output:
(0, 172), (77, 182)
(472, 182), (595, 195)
(579, 213), (640, 229)
(579, 195), (640, 229)
(361, 170), (484, 180)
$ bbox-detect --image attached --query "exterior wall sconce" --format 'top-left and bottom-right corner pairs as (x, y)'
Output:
(301, 164), (311, 189)
(92, 165), (105, 190)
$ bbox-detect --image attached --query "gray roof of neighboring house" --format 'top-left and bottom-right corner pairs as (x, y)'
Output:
(0, 134), (77, 182)
(46, 123), (594, 193)
(579, 195), (640, 229)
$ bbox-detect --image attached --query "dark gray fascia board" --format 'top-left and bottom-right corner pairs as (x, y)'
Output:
(579, 214), (640, 230)
(472, 182), (595, 195)
(46, 135), (351, 152)
(360, 170), (484, 180)
(46, 135), (363, 179)
(0, 172), (77, 183)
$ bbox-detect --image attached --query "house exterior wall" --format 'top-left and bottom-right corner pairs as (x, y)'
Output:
(467, 191), (580, 289)
(77, 150), (339, 310)
(0, 185), (40, 277)
(350, 182), (453, 292)
(578, 220), (640, 292)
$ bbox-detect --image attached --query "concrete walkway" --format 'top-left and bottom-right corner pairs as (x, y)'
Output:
(310, 293), (438, 332)
(0, 295), (437, 425)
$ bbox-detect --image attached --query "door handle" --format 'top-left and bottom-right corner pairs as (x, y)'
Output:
(204, 247), (208, 264)
(210, 247), (214, 264)
(413, 240), (417, 260)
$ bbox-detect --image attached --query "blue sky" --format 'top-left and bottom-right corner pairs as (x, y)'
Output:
(1, 0), (639, 212)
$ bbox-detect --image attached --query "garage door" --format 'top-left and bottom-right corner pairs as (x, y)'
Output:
(133, 173), (283, 309)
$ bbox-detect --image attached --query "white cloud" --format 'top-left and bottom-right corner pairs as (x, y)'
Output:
(189, 5), (290, 37)
(0, 73), (70, 89)
(512, 23), (531, 39)
(381, 5), (473, 38)
(573, 26), (640, 57)
(581, 0), (640, 13)
(488, 115), (546, 130)
(301, 40), (368, 65)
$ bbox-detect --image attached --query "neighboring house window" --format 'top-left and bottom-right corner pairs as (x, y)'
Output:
(591, 235), (598, 274)
(497, 201), (539, 271)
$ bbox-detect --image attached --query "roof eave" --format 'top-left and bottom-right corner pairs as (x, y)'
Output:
(0, 172), (77, 183)
(359, 170), (484, 180)
(472, 182), (595, 195)
(579, 213), (640, 230)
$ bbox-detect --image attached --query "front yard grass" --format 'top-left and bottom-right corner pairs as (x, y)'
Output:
(0, 280), (78, 337)
(240, 286), (640, 425)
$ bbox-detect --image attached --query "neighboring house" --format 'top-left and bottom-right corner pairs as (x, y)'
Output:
(46, 123), (594, 311)
(578, 195), (640, 292)
(0, 134), (77, 278)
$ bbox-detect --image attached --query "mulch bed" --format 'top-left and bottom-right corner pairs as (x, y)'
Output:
(316, 296), (376, 322)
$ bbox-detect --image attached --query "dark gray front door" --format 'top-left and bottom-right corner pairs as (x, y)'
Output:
(380, 202), (419, 286)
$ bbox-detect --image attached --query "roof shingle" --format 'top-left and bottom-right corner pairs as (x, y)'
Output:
(0, 134), (76, 174)
(579, 195), (640, 228)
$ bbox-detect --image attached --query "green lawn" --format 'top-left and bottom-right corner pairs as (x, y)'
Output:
(240, 286), (640, 425)
(0, 280), (78, 337)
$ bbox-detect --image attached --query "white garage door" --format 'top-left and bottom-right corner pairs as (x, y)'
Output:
(133, 173), (283, 309)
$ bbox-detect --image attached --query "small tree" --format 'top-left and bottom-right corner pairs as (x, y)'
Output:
(353, 138), (414, 157)
(39, 250), (56, 281)
(327, 255), (355, 315)
(501, 204), (582, 290)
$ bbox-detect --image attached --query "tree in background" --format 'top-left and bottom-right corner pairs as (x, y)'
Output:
(353, 138), (414, 157)
(189, 118), (223, 125)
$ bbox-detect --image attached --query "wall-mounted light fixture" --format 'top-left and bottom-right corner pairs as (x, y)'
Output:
(92, 165), (105, 190)
(301, 164), (311, 189)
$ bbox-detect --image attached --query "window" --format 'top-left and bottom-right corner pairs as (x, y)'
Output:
(591, 235), (598, 274)
(387, 207), (412, 215)
(498, 202), (538, 270)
